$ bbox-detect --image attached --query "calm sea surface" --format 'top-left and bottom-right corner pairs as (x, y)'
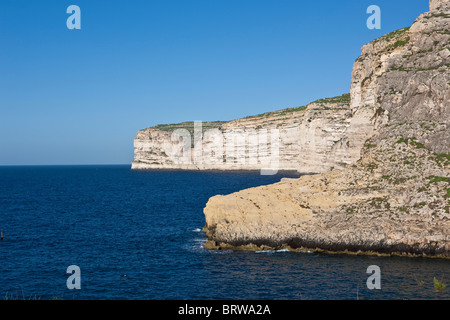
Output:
(0, 165), (448, 300)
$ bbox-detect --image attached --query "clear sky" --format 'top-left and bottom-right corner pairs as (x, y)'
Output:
(0, 0), (429, 165)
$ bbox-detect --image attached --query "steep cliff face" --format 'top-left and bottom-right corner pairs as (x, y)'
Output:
(132, 94), (373, 173)
(203, 0), (450, 257)
(351, 1), (450, 153)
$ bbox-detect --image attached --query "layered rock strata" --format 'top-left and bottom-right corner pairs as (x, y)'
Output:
(132, 94), (374, 174)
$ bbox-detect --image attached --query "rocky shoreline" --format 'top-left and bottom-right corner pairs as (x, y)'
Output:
(203, 240), (450, 259)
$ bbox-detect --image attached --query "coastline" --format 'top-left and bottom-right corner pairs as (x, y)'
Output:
(131, 167), (305, 175)
(203, 239), (450, 260)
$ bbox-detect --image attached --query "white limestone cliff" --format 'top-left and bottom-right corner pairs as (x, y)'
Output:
(132, 94), (376, 174)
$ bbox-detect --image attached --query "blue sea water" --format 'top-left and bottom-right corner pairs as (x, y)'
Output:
(0, 165), (448, 300)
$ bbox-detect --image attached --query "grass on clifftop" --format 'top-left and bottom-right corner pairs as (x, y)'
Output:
(357, 27), (411, 62)
(379, 27), (410, 42)
(242, 93), (350, 120)
(369, 27), (410, 47)
(314, 93), (350, 105)
(145, 93), (351, 131)
(148, 121), (227, 133)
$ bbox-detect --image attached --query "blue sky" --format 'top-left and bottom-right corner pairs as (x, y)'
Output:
(0, 0), (429, 165)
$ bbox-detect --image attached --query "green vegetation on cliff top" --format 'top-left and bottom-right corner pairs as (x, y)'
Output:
(152, 121), (227, 134)
(243, 93), (350, 120)
(145, 93), (350, 132)
(356, 27), (411, 62)
(378, 27), (410, 43)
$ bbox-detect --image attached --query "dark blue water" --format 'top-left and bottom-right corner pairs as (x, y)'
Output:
(0, 165), (448, 300)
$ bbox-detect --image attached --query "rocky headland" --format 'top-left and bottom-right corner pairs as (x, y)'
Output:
(202, 0), (450, 257)
(132, 0), (449, 257)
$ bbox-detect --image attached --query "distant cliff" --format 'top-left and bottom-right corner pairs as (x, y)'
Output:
(132, 93), (377, 174)
(203, 0), (450, 257)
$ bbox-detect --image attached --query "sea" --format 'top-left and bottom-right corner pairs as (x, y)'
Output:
(0, 165), (448, 300)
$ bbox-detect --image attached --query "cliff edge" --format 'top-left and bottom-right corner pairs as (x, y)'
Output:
(131, 94), (371, 174)
(203, 0), (450, 257)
